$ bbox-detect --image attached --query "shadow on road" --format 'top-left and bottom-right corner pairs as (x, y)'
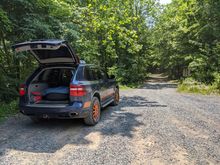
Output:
(0, 95), (166, 154)
(121, 96), (167, 107)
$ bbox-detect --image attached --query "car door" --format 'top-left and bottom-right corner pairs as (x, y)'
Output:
(103, 71), (115, 101)
(90, 68), (107, 104)
(88, 66), (103, 101)
(99, 70), (114, 104)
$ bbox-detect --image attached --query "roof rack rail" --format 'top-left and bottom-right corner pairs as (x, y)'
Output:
(80, 60), (86, 64)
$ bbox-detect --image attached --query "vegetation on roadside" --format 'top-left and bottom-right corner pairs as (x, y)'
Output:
(0, 100), (18, 121)
(119, 82), (144, 90)
(152, 0), (220, 95)
(178, 75), (220, 95)
(119, 85), (133, 91)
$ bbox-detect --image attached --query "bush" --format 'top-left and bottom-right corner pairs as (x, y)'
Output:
(180, 77), (200, 86)
(108, 65), (148, 85)
(213, 72), (220, 90)
(0, 100), (18, 121)
(178, 77), (219, 95)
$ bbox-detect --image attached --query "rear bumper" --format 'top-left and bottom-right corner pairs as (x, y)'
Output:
(19, 103), (89, 119)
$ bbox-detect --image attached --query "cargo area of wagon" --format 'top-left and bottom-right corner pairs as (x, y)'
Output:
(28, 68), (75, 105)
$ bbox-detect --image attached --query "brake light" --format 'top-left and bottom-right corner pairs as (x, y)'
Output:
(70, 85), (87, 96)
(19, 84), (26, 96)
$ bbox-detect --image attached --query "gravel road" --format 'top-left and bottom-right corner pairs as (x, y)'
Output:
(0, 82), (220, 165)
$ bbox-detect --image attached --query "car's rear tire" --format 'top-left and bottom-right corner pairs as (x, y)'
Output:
(84, 97), (101, 126)
(111, 88), (119, 106)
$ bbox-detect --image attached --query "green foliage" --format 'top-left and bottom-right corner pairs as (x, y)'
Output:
(119, 85), (132, 91)
(0, 100), (18, 121)
(213, 73), (220, 90)
(0, 0), (67, 102)
(66, 0), (156, 84)
(152, 0), (220, 82)
(0, 0), (157, 103)
(178, 77), (220, 95)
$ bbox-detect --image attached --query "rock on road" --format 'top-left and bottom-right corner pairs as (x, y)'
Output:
(0, 82), (220, 165)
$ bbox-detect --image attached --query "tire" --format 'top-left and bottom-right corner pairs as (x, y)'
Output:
(111, 88), (119, 106)
(84, 97), (101, 126)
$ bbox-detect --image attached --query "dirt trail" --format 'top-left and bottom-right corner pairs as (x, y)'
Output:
(0, 78), (220, 165)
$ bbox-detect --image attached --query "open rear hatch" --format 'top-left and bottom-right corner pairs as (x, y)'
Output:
(12, 40), (80, 64)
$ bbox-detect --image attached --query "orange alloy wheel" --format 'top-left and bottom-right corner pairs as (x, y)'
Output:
(92, 100), (99, 121)
(115, 91), (119, 103)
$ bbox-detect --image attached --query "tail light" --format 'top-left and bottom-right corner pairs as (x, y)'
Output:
(70, 84), (87, 97)
(19, 84), (26, 96)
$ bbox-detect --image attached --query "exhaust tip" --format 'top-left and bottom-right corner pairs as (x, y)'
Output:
(43, 114), (49, 119)
(69, 112), (78, 117)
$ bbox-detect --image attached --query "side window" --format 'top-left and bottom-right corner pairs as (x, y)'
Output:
(100, 70), (107, 80)
(96, 70), (102, 80)
(90, 68), (99, 80)
(89, 68), (107, 80)
(84, 66), (92, 81)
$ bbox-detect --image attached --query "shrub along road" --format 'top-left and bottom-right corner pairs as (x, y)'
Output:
(0, 82), (220, 165)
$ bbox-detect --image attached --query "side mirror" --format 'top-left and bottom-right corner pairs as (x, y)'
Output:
(109, 75), (115, 79)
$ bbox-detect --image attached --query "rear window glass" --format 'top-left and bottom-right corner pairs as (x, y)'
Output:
(33, 46), (72, 60)
(76, 66), (92, 81)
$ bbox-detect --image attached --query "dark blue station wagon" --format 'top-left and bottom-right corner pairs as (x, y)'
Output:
(13, 40), (119, 125)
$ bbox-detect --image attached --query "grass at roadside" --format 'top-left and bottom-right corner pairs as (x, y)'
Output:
(177, 78), (220, 95)
(177, 84), (219, 95)
(119, 83), (143, 90)
(0, 100), (18, 122)
(119, 85), (132, 90)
